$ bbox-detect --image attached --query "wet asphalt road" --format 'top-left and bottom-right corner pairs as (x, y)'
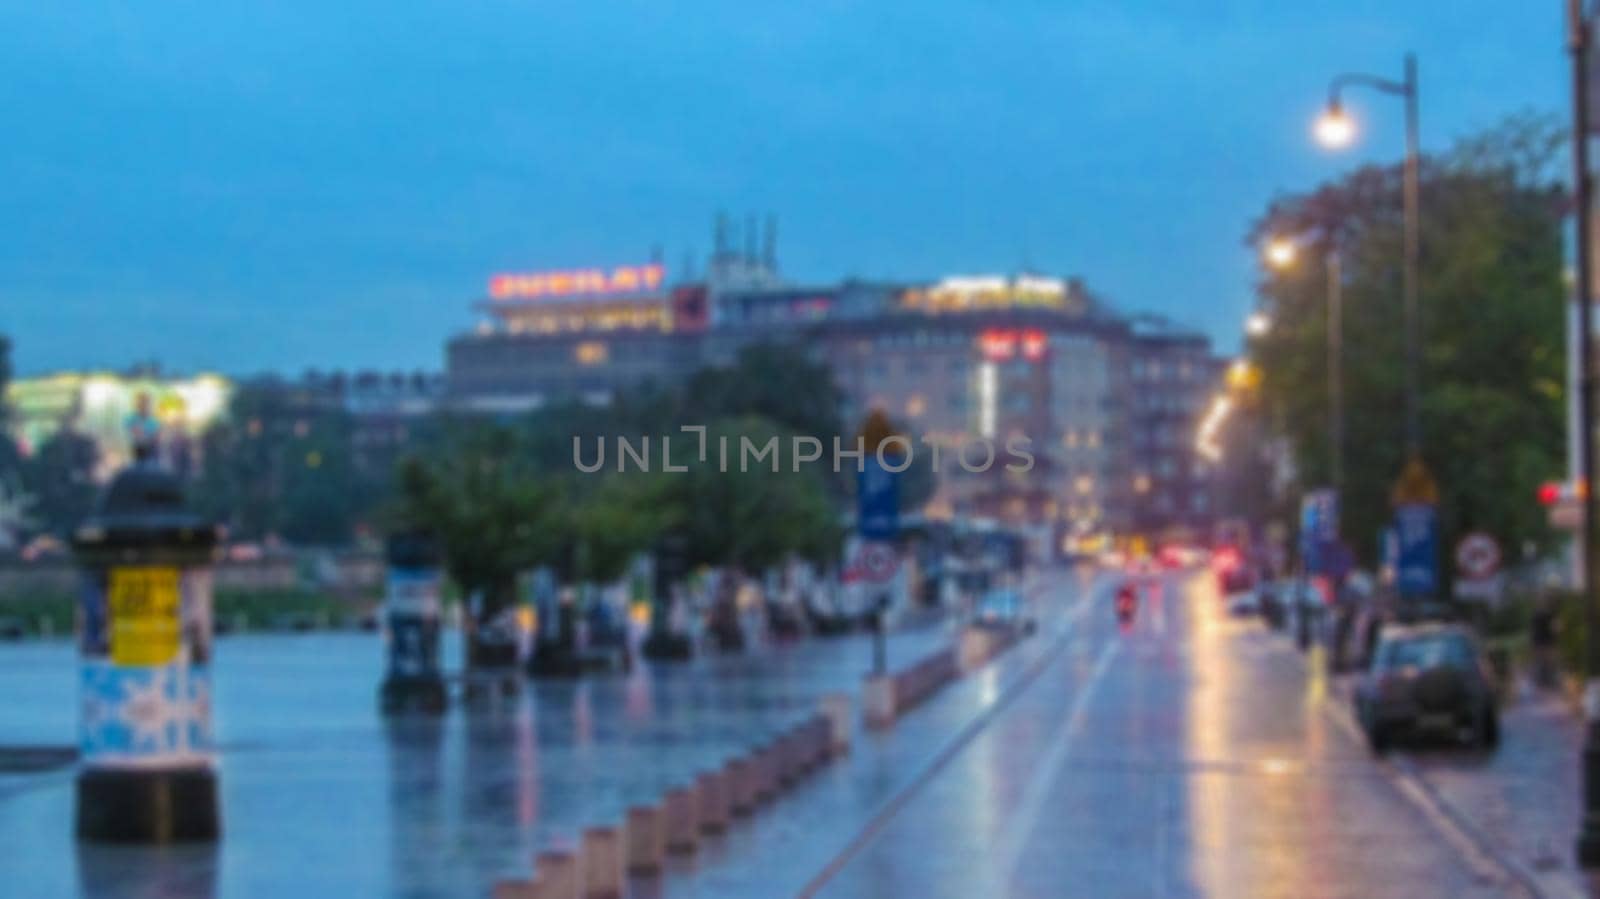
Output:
(0, 567), (1576, 897)
(769, 570), (1544, 899)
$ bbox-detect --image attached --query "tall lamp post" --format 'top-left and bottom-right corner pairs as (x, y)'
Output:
(1567, 0), (1600, 869)
(1262, 238), (1343, 495)
(1315, 55), (1421, 459)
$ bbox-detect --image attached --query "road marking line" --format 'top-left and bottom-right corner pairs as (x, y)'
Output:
(989, 639), (1120, 889)
(796, 583), (1099, 898)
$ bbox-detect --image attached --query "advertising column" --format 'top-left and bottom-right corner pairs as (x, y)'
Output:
(72, 464), (223, 842)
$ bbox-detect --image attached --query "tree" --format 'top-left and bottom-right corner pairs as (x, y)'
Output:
(394, 424), (564, 669)
(0, 335), (21, 487)
(1246, 114), (1566, 567)
(23, 428), (99, 537)
(192, 381), (385, 545)
(682, 342), (845, 443)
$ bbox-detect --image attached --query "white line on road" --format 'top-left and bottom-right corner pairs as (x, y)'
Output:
(988, 638), (1121, 891)
(796, 580), (1100, 898)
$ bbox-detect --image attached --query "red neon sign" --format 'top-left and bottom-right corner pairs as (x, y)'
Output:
(979, 329), (1016, 361)
(1020, 329), (1048, 361)
(489, 264), (666, 300)
(978, 328), (1048, 362)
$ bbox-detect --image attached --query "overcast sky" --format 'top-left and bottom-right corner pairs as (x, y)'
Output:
(0, 1), (1567, 376)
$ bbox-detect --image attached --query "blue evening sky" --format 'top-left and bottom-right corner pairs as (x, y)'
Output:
(0, 1), (1567, 376)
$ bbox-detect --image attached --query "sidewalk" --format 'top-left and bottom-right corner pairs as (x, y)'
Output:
(1397, 677), (1594, 898)
(1287, 610), (1599, 899)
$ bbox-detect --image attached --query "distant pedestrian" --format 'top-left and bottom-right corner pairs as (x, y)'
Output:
(1530, 596), (1558, 690)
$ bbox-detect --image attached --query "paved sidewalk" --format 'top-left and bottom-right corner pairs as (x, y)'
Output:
(1283, 614), (1598, 899)
(1399, 677), (1595, 898)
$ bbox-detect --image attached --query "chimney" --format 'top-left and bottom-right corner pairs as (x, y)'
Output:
(763, 214), (778, 271)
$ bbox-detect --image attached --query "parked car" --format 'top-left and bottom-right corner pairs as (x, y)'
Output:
(1354, 623), (1499, 754)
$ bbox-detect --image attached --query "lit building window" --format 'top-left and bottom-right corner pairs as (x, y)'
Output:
(575, 341), (609, 365)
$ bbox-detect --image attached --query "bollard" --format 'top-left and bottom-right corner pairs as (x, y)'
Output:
(580, 826), (623, 899)
(774, 732), (798, 788)
(72, 464), (224, 843)
(863, 674), (896, 729)
(726, 757), (755, 817)
(804, 714), (828, 769)
(379, 532), (448, 714)
(492, 879), (538, 899)
(624, 804), (664, 875)
(821, 693), (852, 756)
(959, 627), (991, 672)
(750, 744), (776, 803)
(534, 848), (579, 899)
(696, 769), (729, 835)
(663, 785), (699, 854)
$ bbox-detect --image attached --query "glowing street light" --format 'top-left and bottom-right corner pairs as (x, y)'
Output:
(1246, 312), (1271, 337)
(1264, 237), (1298, 270)
(1314, 101), (1356, 148)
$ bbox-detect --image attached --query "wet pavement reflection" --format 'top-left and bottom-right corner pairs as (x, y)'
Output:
(0, 619), (952, 897)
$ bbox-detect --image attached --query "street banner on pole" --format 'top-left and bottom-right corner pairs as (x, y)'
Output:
(1391, 457), (1440, 600)
(858, 457), (899, 541)
(1394, 503), (1439, 598)
(1299, 489), (1339, 575)
(856, 410), (902, 542)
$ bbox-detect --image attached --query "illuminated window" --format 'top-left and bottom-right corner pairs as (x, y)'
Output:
(574, 342), (609, 365)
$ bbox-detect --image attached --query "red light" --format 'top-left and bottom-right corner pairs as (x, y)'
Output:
(1212, 547), (1240, 573)
(979, 329), (1017, 361)
(1538, 482), (1562, 506)
(1021, 329), (1048, 361)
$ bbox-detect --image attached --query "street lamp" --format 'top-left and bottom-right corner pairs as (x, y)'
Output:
(1317, 54), (1422, 458)
(1260, 234), (1344, 494)
(1314, 101), (1356, 149)
(1264, 237), (1298, 269)
(1246, 312), (1271, 337)
(1567, 0), (1600, 870)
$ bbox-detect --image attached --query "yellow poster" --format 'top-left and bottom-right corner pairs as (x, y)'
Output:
(108, 566), (181, 666)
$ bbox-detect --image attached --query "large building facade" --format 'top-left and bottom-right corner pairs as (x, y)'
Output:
(445, 231), (1224, 548)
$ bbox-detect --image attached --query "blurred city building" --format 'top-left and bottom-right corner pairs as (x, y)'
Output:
(445, 214), (1226, 549)
(5, 367), (232, 479)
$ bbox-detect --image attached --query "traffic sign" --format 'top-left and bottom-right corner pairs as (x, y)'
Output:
(844, 540), (899, 585)
(1394, 503), (1438, 599)
(1454, 532), (1501, 580)
(1391, 456), (1439, 506)
(856, 410), (903, 541)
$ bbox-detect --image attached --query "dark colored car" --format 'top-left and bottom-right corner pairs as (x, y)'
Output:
(1354, 623), (1499, 754)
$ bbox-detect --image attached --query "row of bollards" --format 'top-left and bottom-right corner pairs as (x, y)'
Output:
(493, 702), (850, 898)
(866, 626), (1028, 731)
